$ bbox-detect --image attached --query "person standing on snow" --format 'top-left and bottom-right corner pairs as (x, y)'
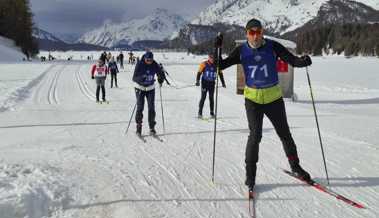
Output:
(217, 18), (313, 194)
(108, 57), (119, 88)
(119, 51), (124, 69)
(100, 51), (107, 63)
(195, 53), (226, 119)
(91, 59), (108, 103)
(132, 51), (166, 136)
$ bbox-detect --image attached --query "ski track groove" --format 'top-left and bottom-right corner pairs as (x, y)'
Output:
(138, 144), (206, 218)
(75, 66), (96, 101)
(52, 65), (65, 104)
(78, 68), (97, 99)
(47, 65), (65, 105)
(32, 64), (57, 104)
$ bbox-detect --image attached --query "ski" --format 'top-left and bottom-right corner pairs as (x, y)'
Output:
(197, 117), (215, 122)
(96, 100), (109, 104)
(136, 134), (146, 143)
(248, 190), (257, 218)
(283, 169), (365, 209)
(151, 134), (164, 142)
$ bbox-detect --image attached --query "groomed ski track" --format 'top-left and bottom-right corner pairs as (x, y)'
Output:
(0, 55), (378, 218)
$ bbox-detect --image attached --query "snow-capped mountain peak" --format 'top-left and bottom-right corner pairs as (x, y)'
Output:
(78, 8), (188, 48)
(32, 28), (63, 42)
(192, 0), (379, 34)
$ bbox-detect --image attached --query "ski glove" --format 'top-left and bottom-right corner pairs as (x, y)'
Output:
(158, 77), (164, 85)
(91, 76), (94, 79)
(222, 83), (226, 88)
(195, 81), (200, 86)
(301, 55), (312, 66)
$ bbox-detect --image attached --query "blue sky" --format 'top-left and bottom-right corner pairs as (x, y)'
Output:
(30, 0), (214, 36)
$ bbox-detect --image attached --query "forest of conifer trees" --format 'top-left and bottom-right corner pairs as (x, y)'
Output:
(0, 0), (38, 57)
(291, 23), (379, 57)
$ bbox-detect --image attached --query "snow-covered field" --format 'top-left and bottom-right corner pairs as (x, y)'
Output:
(0, 52), (378, 218)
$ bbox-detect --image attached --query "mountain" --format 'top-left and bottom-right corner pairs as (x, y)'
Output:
(300, 0), (379, 27)
(192, 0), (379, 35)
(282, 0), (379, 56)
(78, 8), (187, 48)
(55, 33), (80, 44)
(32, 28), (107, 51)
(32, 28), (63, 42)
(284, 0), (379, 38)
(169, 23), (245, 49)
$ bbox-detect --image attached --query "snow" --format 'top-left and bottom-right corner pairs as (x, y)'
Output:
(0, 37), (26, 62)
(0, 51), (378, 218)
(192, 0), (379, 34)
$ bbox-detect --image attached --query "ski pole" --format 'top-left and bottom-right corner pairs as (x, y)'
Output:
(212, 32), (223, 183)
(306, 66), (330, 185)
(124, 102), (137, 135)
(159, 85), (166, 134)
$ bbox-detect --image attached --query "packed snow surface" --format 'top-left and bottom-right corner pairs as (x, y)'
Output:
(0, 51), (378, 217)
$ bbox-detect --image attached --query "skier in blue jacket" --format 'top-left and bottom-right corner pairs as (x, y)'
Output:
(132, 51), (166, 136)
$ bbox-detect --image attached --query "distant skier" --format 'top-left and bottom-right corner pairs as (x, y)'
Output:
(195, 53), (226, 118)
(108, 57), (119, 88)
(128, 51), (134, 64)
(217, 18), (313, 194)
(107, 52), (112, 63)
(119, 51), (124, 69)
(100, 51), (107, 63)
(132, 51), (166, 136)
(91, 59), (109, 103)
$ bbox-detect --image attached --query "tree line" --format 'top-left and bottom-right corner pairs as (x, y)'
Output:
(291, 23), (379, 57)
(0, 0), (38, 57)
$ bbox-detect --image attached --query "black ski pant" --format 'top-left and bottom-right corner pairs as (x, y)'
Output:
(244, 97), (300, 188)
(135, 88), (156, 129)
(110, 73), (118, 88)
(198, 80), (215, 115)
(95, 77), (106, 101)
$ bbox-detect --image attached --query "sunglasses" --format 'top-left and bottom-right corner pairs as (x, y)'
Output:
(247, 29), (262, 36)
(145, 58), (153, 62)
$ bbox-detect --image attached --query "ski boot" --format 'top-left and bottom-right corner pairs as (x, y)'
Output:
(149, 128), (157, 136)
(136, 124), (142, 136)
(291, 164), (311, 182)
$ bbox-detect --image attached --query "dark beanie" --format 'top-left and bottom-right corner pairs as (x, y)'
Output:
(246, 18), (262, 29)
(145, 51), (153, 59)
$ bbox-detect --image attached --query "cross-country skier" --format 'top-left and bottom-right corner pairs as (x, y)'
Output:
(132, 51), (166, 136)
(217, 18), (313, 195)
(119, 51), (124, 69)
(195, 53), (226, 118)
(91, 59), (108, 103)
(108, 57), (119, 88)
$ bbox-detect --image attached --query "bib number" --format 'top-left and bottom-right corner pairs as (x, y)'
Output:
(249, 64), (268, 79)
(205, 71), (216, 79)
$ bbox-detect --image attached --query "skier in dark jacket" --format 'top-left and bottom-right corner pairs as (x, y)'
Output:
(108, 57), (119, 88)
(132, 51), (166, 136)
(218, 18), (313, 194)
(119, 51), (124, 69)
(195, 53), (226, 118)
(100, 51), (107, 63)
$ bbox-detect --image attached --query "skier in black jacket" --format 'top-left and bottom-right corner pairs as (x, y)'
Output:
(132, 51), (166, 136)
(217, 18), (313, 194)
